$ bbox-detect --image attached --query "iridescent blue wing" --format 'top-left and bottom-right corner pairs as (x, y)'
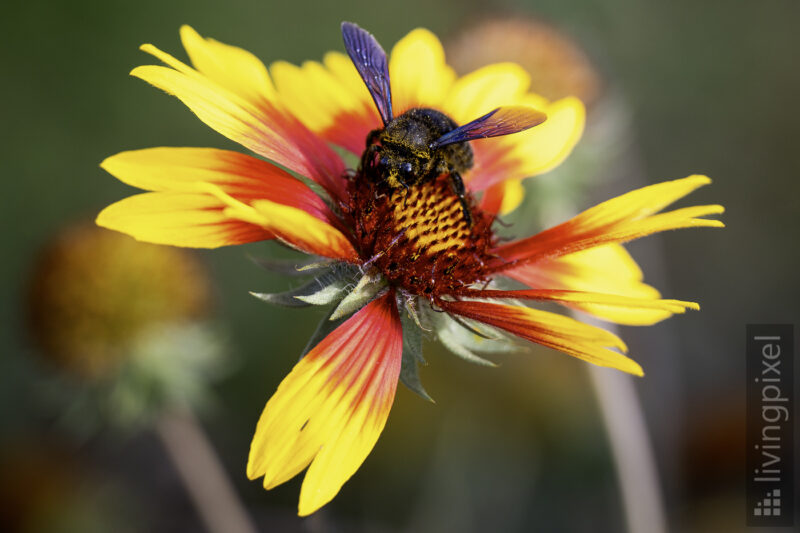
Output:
(430, 106), (547, 148)
(341, 22), (393, 125)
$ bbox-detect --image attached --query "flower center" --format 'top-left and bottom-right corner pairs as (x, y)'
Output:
(346, 175), (497, 300)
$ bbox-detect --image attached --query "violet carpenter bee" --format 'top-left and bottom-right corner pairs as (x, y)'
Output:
(342, 22), (547, 224)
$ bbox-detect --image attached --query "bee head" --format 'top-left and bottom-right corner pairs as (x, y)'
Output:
(370, 150), (418, 188)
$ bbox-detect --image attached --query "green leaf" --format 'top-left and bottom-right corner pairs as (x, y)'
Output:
(399, 310), (433, 402)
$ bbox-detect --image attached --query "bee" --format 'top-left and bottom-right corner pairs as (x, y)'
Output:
(342, 22), (547, 224)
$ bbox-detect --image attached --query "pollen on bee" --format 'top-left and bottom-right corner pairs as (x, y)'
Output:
(346, 174), (497, 299)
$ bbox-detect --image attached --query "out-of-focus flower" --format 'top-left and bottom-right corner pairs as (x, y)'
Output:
(447, 17), (601, 109)
(97, 23), (723, 515)
(27, 223), (224, 427)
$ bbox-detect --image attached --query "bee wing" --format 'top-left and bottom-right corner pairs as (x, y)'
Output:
(430, 106), (547, 148)
(341, 22), (393, 125)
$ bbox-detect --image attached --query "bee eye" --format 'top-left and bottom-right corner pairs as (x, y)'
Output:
(400, 162), (413, 176)
(379, 156), (390, 169)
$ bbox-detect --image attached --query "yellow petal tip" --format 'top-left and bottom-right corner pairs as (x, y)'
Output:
(621, 358), (644, 377)
(297, 494), (328, 517)
(245, 468), (260, 481)
(691, 174), (711, 183)
(129, 65), (148, 78)
(94, 208), (111, 228)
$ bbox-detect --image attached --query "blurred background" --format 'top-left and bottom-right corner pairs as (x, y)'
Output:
(2, 0), (798, 531)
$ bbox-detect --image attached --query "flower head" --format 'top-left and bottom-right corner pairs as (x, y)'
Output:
(98, 22), (723, 515)
(27, 223), (226, 428)
(28, 223), (211, 379)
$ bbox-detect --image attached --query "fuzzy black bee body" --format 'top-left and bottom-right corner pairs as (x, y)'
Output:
(360, 108), (474, 221)
(342, 22), (547, 225)
(362, 108), (473, 188)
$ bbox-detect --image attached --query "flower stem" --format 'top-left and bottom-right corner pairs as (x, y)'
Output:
(587, 358), (668, 533)
(155, 408), (257, 533)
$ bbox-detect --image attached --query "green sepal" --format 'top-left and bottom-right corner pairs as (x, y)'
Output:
(250, 279), (344, 307)
(247, 254), (332, 276)
(329, 271), (388, 320)
(437, 326), (499, 367)
(250, 264), (357, 307)
(293, 282), (348, 305)
(398, 305), (434, 402)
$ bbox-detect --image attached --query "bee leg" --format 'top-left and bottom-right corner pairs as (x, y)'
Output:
(365, 128), (382, 147)
(449, 172), (472, 226)
(400, 179), (410, 208)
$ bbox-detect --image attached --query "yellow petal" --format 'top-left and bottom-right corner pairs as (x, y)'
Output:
(324, 51), (376, 102)
(247, 293), (403, 516)
(96, 192), (270, 248)
(246, 199), (357, 260)
(575, 175), (716, 228)
(504, 244), (677, 325)
(443, 62), (531, 123)
(499, 179), (525, 215)
(179, 25), (276, 106)
(389, 28), (455, 112)
(467, 96), (585, 191)
(271, 60), (357, 131)
(506, 95), (585, 177)
(436, 61), (582, 193)
(133, 42), (347, 199)
(130, 64), (287, 172)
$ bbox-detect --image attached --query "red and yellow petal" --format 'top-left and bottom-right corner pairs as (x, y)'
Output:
(101, 147), (335, 223)
(247, 292), (403, 516)
(243, 198), (357, 260)
(133, 30), (347, 201)
(96, 192), (271, 248)
(271, 28), (457, 155)
(271, 53), (381, 155)
(97, 147), (356, 257)
(494, 175), (725, 265)
(459, 286), (699, 323)
(441, 299), (642, 376)
(503, 244), (678, 325)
